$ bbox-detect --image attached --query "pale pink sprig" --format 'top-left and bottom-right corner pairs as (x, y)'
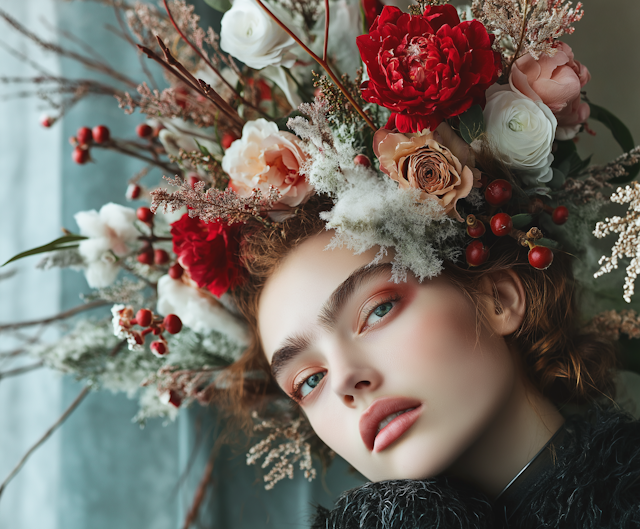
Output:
(150, 176), (282, 225)
(472, 0), (584, 67)
(584, 309), (640, 342)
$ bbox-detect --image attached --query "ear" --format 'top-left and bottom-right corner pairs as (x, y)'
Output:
(480, 270), (526, 336)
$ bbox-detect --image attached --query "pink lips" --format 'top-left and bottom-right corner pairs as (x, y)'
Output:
(359, 397), (423, 453)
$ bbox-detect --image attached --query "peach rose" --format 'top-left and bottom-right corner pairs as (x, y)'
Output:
(373, 123), (481, 221)
(221, 118), (313, 207)
(510, 42), (591, 140)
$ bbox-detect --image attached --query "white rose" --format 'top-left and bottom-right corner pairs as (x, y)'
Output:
(74, 203), (140, 288)
(157, 275), (249, 348)
(220, 0), (297, 70)
(483, 86), (557, 186)
(222, 118), (312, 207)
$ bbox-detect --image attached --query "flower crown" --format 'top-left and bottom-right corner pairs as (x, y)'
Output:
(4, 0), (640, 497)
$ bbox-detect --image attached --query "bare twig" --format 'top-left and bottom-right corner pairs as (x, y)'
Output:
(0, 300), (109, 332)
(96, 138), (179, 174)
(253, 0), (376, 130)
(0, 8), (138, 88)
(0, 385), (91, 500)
(0, 362), (44, 381)
(181, 442), (221, 529)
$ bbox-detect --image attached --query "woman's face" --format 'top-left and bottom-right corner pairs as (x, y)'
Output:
(258, 231), (519, 482)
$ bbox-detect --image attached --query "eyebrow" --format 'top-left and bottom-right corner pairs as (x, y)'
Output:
(269, 262), (393, 380)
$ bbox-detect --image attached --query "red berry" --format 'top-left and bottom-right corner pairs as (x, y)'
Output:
(484, 179), (513, 206)
(135, 308), (153, 328)
(136, 123), (153, 138)
(551, 205), (569, 225)
(528, 245), (554, 270)
(466, 216), (486, 238)
(132, 332), (145, 345)
(354, 154), (371, 168)
(465, 240), (490, 267)
(126, 183), (141, 200)
(40, 115), (53, 128)
(160, 390), (182, 408)
(77, 127), (93, 145)
(137, 248), (154, 265)
(174, 86), (189, 108)
(72, 146), (90, 165)
(163, 314), (183, 334)
(168, 263), (184, 280)
(150, 341), (167, 357)
(92, 125), (110, 144)
(154, 248), (170, 265)
(137, 207), (154, 224)
(490, 213), (513, 237)
(221, 132), (238, 150)
(188, 175), (202, 189)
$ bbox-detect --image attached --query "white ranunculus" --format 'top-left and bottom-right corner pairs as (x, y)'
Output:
(156, 275), (249, 347)
(220, 0), (297, 70)
(483, 86), (557, 186)
(74, 203), (140, 288)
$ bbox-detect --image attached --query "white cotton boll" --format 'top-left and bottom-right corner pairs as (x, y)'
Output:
(483, 87), (557, 186)
(157, 275), (249, 346)
(75, 209), (109, 239)
(98, 203), (139, 246)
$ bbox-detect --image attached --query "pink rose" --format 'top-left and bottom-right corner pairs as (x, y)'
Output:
(373, 123), (481, 221)
(221, 118), (313, 207)
(510, 42), (591, 140)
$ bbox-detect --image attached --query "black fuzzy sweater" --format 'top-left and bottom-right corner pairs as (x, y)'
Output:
(311, 408), (640, 528)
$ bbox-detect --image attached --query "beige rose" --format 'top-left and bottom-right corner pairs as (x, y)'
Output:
(222, 118), (313, 207)
(373, 123), (480, 221)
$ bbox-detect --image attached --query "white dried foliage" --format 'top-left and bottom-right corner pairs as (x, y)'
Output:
(288, 100), (462, 281)
(246, 413), (316, 490)
(36, 249), (84, 270)
(82, 277), (147, 307)
(593, 182), (640, 303)
(132, 385), (179, 425)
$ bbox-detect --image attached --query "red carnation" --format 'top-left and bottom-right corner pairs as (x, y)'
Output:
(356, 5), (501, 133)
(170, 214), (244, 297)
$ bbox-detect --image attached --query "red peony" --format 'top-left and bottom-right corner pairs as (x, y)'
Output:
(356, 5), (502, 133)
(171, 213), (244, 297)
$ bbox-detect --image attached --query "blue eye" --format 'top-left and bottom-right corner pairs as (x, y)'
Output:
(298, 372), (325, 398)
(366, 300), (395, 326)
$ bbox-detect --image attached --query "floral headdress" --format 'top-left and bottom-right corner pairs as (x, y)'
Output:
(3, 0), (640, 509)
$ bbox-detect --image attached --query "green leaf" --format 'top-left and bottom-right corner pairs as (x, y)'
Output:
(511, 213), (533, 229)
(458, 105), (485, 144)
(202, 0), (231, 12)
(195, 139), (211, 156)
(2, 235), (87, 267)
(588, 102), (639, 182)
(535, 238), (560, 250)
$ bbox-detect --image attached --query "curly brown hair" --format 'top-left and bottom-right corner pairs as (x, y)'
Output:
(219, 193), (618, 435)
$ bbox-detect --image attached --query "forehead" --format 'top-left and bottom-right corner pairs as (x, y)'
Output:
(258, 231), (387, 362)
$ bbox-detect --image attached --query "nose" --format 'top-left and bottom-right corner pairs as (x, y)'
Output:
(328, 343), (383, 408)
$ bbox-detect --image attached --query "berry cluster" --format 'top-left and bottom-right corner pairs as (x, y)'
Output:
(465, 179), (570, 271)
(69, 125), (111, 164)
(127, 308), (183, 357)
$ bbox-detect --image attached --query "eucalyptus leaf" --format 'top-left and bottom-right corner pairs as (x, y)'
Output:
(202, 0), (231, 12)
(588, 102), (639, 182)
(458, 105), (485, 144)
(2, 235), (87, 267)
(511, 213), (533, 230)
(535, 238), (561, 250)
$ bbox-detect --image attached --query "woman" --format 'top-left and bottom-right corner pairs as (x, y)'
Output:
(217, 182), (640, 527)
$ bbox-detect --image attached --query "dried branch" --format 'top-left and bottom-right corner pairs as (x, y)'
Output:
(0, 8), (139, 88)
(0, 385), (91, 501)
(0, 362), (44, 381)
(151, 176), (282, 226)
(0, 300), (109, 332)
(253, 0), (376, 130)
